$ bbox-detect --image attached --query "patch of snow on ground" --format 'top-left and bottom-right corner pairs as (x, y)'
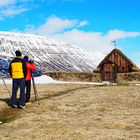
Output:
(0, 75), (107, 85)
(0, 75), (57, 84)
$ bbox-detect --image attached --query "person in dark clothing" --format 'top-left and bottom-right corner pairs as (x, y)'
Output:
(9, 50), (27, 109)
(23, 56), (36, 103)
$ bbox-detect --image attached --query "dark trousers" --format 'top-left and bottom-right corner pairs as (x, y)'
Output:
(11, 78), (25, 106)
(25, 80), (31, 102)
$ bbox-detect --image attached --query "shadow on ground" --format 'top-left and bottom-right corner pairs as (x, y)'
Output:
(37, 86), (91, 101)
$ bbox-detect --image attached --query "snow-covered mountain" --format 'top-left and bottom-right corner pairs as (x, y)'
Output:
(0, 31), (97, 72)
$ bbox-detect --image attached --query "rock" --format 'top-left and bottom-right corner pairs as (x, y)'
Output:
(0, 101), (9, 112)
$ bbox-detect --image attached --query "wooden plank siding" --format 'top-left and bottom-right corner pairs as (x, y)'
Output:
(108, 51), (130, 73)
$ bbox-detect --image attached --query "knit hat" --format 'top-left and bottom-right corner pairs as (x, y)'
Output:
(23, 56), (28, 62)
(15, 50), (22, 56)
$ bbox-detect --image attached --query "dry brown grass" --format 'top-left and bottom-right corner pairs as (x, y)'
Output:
(0, 84), (140, 140)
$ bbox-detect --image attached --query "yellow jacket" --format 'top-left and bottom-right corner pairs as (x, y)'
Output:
(9, 57), (27, 79)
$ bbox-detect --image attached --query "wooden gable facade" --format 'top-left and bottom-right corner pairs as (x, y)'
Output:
(94, 49), (139, 82)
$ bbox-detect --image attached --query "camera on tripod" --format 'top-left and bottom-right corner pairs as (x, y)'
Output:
(28, 60), (34, 64)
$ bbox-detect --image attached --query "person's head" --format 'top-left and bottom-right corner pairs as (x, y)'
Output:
(15, 50), (22, 57)
(23, 55), (28, 62)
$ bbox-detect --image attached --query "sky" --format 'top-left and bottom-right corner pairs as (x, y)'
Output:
(0, 0), (140, 66)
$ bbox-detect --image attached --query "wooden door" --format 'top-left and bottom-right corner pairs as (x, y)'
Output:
(101, 63), (117, 82)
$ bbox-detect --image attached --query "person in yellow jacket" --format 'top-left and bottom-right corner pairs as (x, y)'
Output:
(9, 50), (27, 109)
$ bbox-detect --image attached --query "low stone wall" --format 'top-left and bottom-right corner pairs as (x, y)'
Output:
(44, 72), (101, 82)
(91, 73), (101, 82)
(117, 72), (140, 83)
(45, 72), (140, 83)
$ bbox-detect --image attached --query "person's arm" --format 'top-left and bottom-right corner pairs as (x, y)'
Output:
(22, 60), (27, 78)
(8, 62), (12, 77)
(27, 63), (36, 71)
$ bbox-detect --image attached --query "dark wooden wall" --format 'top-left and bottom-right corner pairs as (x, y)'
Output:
(107, 51), (132, 73)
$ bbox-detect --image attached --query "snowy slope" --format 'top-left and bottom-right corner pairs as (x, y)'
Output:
(0, 31), (98, 72)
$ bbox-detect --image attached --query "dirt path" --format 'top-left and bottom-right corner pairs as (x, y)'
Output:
(0, 84), (140, 140)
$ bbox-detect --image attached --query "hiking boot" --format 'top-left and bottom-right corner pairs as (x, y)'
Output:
(19, 105), (25, 109)
(11, 104), (18, 108)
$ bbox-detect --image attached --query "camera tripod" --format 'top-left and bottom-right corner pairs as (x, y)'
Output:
(0, 72), (11, 97)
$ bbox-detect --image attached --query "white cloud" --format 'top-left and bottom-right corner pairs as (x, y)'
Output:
(78, 20), (88, 27)
(0, 0), (30, 19)
(37, 16), (78, 34)
(1, 6), (28, 17)
(0, 0), (16, 7)
(24, 16), (88, 35)
(106, 29), (140, 41)
(51, 29), (111, 53)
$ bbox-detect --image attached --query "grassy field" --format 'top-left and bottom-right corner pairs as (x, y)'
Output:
(0, 84), (140, 140)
